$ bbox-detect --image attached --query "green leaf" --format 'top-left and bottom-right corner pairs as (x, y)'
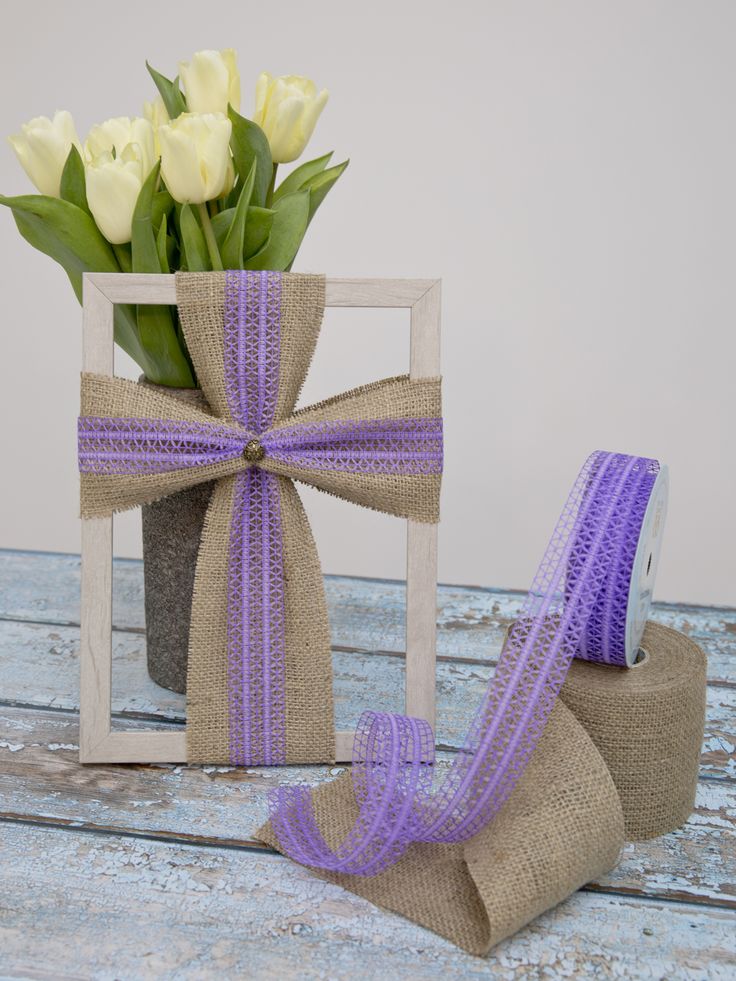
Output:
(156, 214), (170, 273)
(243, 207), (274, 259)
(131, 162), (162, 274)
(272, 152), (333, 203)
(211, 204), (274, 257)
(165, 233), (178, 271)
(114, 304), (153, 374)
(221, 159), (255, 269)
(136, 299), (194, 387)
(0, 194), (151, 368)
(304, 159), (349, 222)
(228, 106), (272, 207)
(59, 146), (90, 214)
(112, 243), (132, 273)
(0, 189), (191, 385)
(152, 189), (174, 233)
(130, 162), (194, 386)
(211, 207), (234, 248)
(146, 62), (187, 118)
(179, 204), (209, 271)
(0, 193), (119, 300)
(226, 179), (241, 210)
(245, 190), (309, 270)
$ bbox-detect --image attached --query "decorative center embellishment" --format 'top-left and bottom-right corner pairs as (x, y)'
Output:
(243, 438), (266, 463)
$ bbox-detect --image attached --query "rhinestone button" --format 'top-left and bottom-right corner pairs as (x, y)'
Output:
(243, 438), (266, 463)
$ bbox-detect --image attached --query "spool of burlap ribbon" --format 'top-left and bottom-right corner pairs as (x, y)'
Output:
(560, 621), (707, 841)
(258, 622), (706, 955)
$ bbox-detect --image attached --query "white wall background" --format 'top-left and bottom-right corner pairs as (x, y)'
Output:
(1, 0), (734, 606)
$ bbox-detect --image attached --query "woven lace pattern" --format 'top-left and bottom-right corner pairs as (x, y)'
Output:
(571, 458), (658, 664)
(222, 271), (287, 764)
(78, 417), (246, 474)
(224, 269), (281, 432)
(263, 417), (443, 474)
(269, 451), (660, 874)
(227, 466), (287, 765)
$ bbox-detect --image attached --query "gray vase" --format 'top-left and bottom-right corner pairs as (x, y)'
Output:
(139, 381), (212, 693)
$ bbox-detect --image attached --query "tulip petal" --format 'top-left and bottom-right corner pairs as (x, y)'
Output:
(159, 125), (207, 203)
(87, 158), (142, 243)
(267, 97), (306, 164)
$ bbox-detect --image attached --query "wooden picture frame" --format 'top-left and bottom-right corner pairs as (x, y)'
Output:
(79, 273), (441, 764)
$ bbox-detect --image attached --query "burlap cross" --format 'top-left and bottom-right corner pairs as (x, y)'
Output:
(78, 271), (443, 765)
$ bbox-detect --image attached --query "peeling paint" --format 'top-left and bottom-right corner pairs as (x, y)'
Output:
(0, 740), (24, 752)
(0, 550), (735, 977)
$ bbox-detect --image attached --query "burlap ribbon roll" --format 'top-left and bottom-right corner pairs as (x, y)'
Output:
(560, 621), (707, 840)
(259, 622), (706, 954)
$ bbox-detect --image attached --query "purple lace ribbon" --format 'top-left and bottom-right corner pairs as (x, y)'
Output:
(77, 417), (247, 473)
(78, 270), (443, 766)
(222, 271), (287, 764)
(263, 417), (443, 474)
(267, 451), (659, 874)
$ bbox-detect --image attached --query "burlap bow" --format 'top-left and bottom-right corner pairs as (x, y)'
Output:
(78, 271), (442, 764)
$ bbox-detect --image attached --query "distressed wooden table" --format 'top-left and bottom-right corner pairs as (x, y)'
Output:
(0, 548), (734, 980)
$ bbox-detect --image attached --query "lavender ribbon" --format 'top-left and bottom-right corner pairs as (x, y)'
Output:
(268, 451), (660, 874)
(78, 270), (443, 767)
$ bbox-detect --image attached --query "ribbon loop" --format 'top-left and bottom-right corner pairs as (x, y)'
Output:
(267, 451), (661, 873)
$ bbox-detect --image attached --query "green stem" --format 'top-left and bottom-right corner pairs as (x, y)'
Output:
(198, 202), (223, 270)
(112, 243), (132, 273)
(265, 163), (278, 208)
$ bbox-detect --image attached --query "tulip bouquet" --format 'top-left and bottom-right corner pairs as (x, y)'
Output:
(2, 49), (347, 387)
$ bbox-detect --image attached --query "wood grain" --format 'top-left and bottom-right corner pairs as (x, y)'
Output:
(2, 820), (734, 980)
(80, 277), (115, 763)
(1, 549), (734, 977)
(0, 617), (733, 779)
(3, 552), (734, 684)
(405, 279), (441, 727)
(1, 705), (734, 911)
(85, 272), (438, 308)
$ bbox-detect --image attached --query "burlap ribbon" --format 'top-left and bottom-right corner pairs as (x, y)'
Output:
(78, 271), (442, 764)
(259, 622), (707, 955)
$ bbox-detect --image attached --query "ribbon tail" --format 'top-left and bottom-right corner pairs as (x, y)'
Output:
(186, 472), (335, 765)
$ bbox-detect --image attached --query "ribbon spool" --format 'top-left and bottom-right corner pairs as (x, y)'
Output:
(573, 464), (669, 667)
(561, 621), (706, 840)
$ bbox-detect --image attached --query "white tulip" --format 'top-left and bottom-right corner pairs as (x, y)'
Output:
(254, 73), (328, 164)
(85, 116), (157, 174)
(158, 112), (233, 204)
(143, 95), (170, 129)
(86, 144), (149, 244)
(143, 96), (170, 156)
(179, 49), (240, 115)
(8, 110), (81, 197)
